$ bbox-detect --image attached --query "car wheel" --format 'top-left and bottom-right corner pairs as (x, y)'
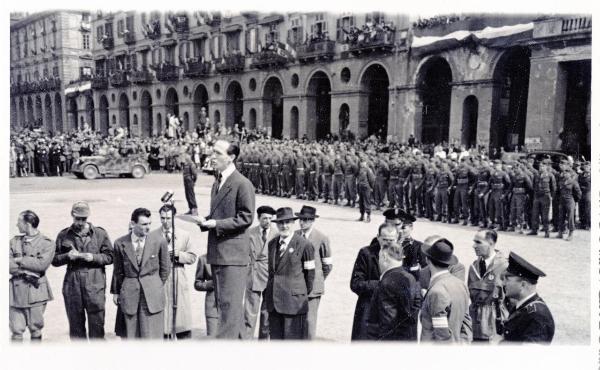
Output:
(131, 165), (146, 179)
(83, 165), (98, 180)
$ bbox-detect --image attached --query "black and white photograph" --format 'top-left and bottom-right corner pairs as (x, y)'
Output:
(3, 1), (597, 369)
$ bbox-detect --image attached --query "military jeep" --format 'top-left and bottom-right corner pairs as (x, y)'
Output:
(71, 154), (150, 179)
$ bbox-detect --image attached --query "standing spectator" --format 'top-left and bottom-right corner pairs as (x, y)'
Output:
(9, 210), (55, 341)
(182, 154), (198, 215)
(9, 141), (17, 177)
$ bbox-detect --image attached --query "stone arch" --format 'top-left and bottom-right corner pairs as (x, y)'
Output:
(225, 80), (243, 129)
(85, 94), (95, 130)
(192, 83), (209, 131)
(359, 62), (390, 139)
(262, 76), (284, 139)
(54, 93), (63, 133)
(19, 97), (26, 127)
(118, 93), (130, 136)
(165, 87), (179, 117)
(98, 95), (109, 136)
(44, 94), (53, 133)
(67, 96), (77, 132)
(461, 95), (478, 148)
(35, 95), (43, 128)
(140, 90), (153, 138)
(306, 70), (331, 140)
(290, 106), (299, 139)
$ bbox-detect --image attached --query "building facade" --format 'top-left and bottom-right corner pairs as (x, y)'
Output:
(13, 11), (591, 158)
(10, 10), (93, 134)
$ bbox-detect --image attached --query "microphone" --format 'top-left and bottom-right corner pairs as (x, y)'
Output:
(161, 190), (174, 203)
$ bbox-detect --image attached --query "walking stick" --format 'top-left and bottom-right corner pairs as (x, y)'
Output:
(170, 203), (178, 340)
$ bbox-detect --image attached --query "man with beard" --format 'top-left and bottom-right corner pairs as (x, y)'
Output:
(52, 202), (113, 339)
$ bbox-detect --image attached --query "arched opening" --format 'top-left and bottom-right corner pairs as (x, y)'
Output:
(140, 90), (153, 138)
(54, 93), (63, 133)
(67, 97), (77, 132)
(263, 77), (284, 139)
(290, 106), (299, 139)
(118, 93), (130, 136)
(183, 111), (189, 132)
(248, 108), (257, 130)
(339, 103), (350, 134)
(35, 95), (43, 129)
(461, 96), (478, 148)
(416, 57), (452, 145)
(192, 84), (209, 130)
(214, 110), (221, 125)
(165, 88), (179, 117)
(156, 113), (163, 136)
(44, 95), (53, 133)
(225, 81), (244, 130)
(559, 60), (591, 158)
(11, 99), (18, 130)
(85, 95), (95, 131)
(99, 95), (109, 136)
(19, 98), (26, 128)
(491, 47), (530, 152)
(306, 71), (331, 140)
(360, 64), (389, 139)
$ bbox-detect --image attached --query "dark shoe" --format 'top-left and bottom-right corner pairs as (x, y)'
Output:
(566, 232), (573, 241)
(31, 336), (42, 341)
(556, 233), (563, 239)
(462, 220), (468, 226)
(366, 214), (371, 223)
(357, 215), (364, 222)
(527, 231), (538, 236)
(544, 230), (550, 238)
(507, 227), (515, 232)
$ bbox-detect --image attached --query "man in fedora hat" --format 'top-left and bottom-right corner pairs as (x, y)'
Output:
(500, 252), (554, 343)
(420, 236), (472, 343)
(264, 207), (315, 339)
(295, 205), (333, 339)
(53, 201), (114, 340)
(244, 205), (278, 339)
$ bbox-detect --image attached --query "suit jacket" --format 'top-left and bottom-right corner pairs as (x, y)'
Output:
(265, 234), (315, 316)
(248, 225), (277, 292)
(420, 271), (472, 343)
(295, 228), (332, 297)
(366, 266), (421, 341)
(419, 262), (466, 291)
(350, 237), (381, 340)
(206, 169), (255, 266)
(110, 233), (170, 315)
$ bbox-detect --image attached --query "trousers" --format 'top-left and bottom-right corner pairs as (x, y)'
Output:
(213, 264), (248, 339)
(10, 304), (46, 339)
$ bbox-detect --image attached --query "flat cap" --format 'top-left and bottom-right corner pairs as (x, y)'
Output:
(383, 208), (416, 224)
(257, 205), (276, 216)
(71, 201), (90, 218)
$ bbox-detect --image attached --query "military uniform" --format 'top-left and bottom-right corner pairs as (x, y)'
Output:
(373, 158), (389, 209)
(475, 166), (491, 227)
(556, 168), (582, 240)
(332, 157), (345, 204)
(529, 166), (556, 236)
(356, 164), (375, 220)
(409, 162), (426, 217)
(488, 165), (511, 230)
(397, 160), (411, 211)
(578, 165), (591, 229)
(387, 157), (400, 208)
(434, 168), (454, 222)
(182, 158), (198, 214)
(343, 156), (357, 207)
(424, 166), (437, 220)
(453, 164), (474, 224)
(35, 143), (50, 176)
(9, 233), (55, 340)
(509, 168), (533, 232)
(53, 223), (114, 339)
(321, 155), (334, 203)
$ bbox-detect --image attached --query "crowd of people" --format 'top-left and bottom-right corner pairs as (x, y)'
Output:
(9, 138), (556, 343)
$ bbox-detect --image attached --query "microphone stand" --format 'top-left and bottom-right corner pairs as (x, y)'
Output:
(166, 201), (178, 340)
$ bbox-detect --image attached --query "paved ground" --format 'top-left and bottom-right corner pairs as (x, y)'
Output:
(8, 172), (590, 343)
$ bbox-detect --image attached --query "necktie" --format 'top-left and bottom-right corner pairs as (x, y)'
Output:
(479, 258), (487, 276)
(165, 231), (171, 244)
(135, 239), (143, 264)
(261, 228), (267, 244)
(279, 239), (286, 257)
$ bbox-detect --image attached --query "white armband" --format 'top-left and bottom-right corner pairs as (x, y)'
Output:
(321, 257), (333, 265)
(303, 260), (316, 270)
(432, 316), (449, 328)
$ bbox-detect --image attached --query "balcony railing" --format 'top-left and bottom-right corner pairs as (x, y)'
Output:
(215, 54), (245, 74)
(155, 64), (179, 82)
(174, 15), (189, 34)
(91, 75), (109, 90)
(39, 77), (61, 91)
(130, 69), (154, 84)
(348, 29), (395, 55)
(533, 16), (592, 39)
(250, 49), (291, 70)
(183, 60), (211, 78)
(102, 36), (114, 50)
(109, 71), (130, 87)
(10, 84), (21, 96)
(297, 40), (336, 63)
(124, 32), (136, 45)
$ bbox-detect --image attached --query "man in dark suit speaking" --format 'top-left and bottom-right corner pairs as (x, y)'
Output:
(196, 140), (255, 339)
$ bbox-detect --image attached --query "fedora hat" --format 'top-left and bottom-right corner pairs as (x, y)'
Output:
(271, 207), (298, 223)
(295, 205), (319, 219)
(421, 235), (457, 266)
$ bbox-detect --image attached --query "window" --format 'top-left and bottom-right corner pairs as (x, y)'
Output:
(226, 32), (239, 53)
(288, 18), (303, 45)
(265, 23), (279, 45)
(117, 20), (124, 37)
(52, 66), (59, 77)
(105, 23), (113, 38)
(164, 46), (175, 63)
(80, 66), (92, 78)
(82, 13), (90, 23)
(43, 68), (48, 77)
(192, 38), (205, 59)
(82, 34), (90, 49)
(366, 12), (384, 24)
(96, 25), (104, 42)
(125, 15), (134, 34)
(245, 28), (258, 54)
(95, 60), (105, 75)
(336, 15), (355, 42)
(33, 70), (39, 80)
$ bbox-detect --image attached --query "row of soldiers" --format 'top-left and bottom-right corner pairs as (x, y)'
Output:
(237, 141), (590, 241)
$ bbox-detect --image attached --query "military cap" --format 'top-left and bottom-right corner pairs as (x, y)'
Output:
(383, 208), (416, 224)
(560, 159), (570, 165)
(505, 251), (546, 283)
(493, 159), (502, 165)
(71, 201), (90, 218)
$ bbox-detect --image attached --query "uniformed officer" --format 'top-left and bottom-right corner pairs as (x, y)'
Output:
(343, 154), (358, 207)
(453, 159), (475, 225)
(357, 159), (375, 223)
(383, 208), (426, 282)
(321, 153), (334, 204)
(578, 161), (591, 230)
(35, 139), (50, 176)
(409, 158), (426, 217)
(373, 154), (389, 210)
(528, 160), (556, 238)
(475, 162), (492, 228)
(182, 154), (198, 215)
(387, 153), (401, 208)
(488, 160), (511, 230)
(434, 162), (454, 222)
(508, 163), (533, 233)
(424, 163), (437, 221)
(500, 252), (555, 343)
(295, 150), (307, 200)
(9, 210), (55, 341)
(332, 154), (345, 205)
(556, 159), (582, 241)
(52, 202), (114, 339)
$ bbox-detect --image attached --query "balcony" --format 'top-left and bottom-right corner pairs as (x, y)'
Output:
(39, 77), (61, 91)
(348, 28), (395, 56)
(174, 15), (189, 34)
(109, 71), (130, 87)
(155, 64), (179, 82)
(130, 69), (154, 84)
(91, 75), (108, 90)
(10, 84), (21, 96)
(533, 16), (592, 39)
(102, 36), (114, 50)
(250, 49), (291, 70)
(297, 40), (336, 63)
(215, 54), (245, 74)
(124, 32), (136, 45)
(183, 59), (211, 78)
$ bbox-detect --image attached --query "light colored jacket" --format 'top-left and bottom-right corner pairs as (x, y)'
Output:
(248, 225), (277, 292)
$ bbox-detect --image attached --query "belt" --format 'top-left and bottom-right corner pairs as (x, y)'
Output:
(513, 187), (525, 194)
(296, 168), (305, 171)
(390, 176), (399, 180)
(491, 184), (504, 189)
(174, 262), (185, 268)
(457, 178), (469, 184)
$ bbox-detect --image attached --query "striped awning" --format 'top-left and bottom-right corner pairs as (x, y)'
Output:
(64, 81), (91, 95)
(136, 45), (151, 52)
(189, 32), (208, 40)
(161, 38), (177, 47)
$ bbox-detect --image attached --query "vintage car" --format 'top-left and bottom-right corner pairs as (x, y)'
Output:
(71, 154), (150, 179)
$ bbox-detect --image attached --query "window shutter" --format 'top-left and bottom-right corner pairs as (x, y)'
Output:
(350, 16), (355, 27)
(126, 16), (134, 32)
(245, 29), (251, 53)
(336, 18), (341, 42)
(297, 26), (303, 44)
(287, 29), (293, 45)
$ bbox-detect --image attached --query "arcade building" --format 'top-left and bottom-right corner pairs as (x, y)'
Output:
(10, 11), (591, 158)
